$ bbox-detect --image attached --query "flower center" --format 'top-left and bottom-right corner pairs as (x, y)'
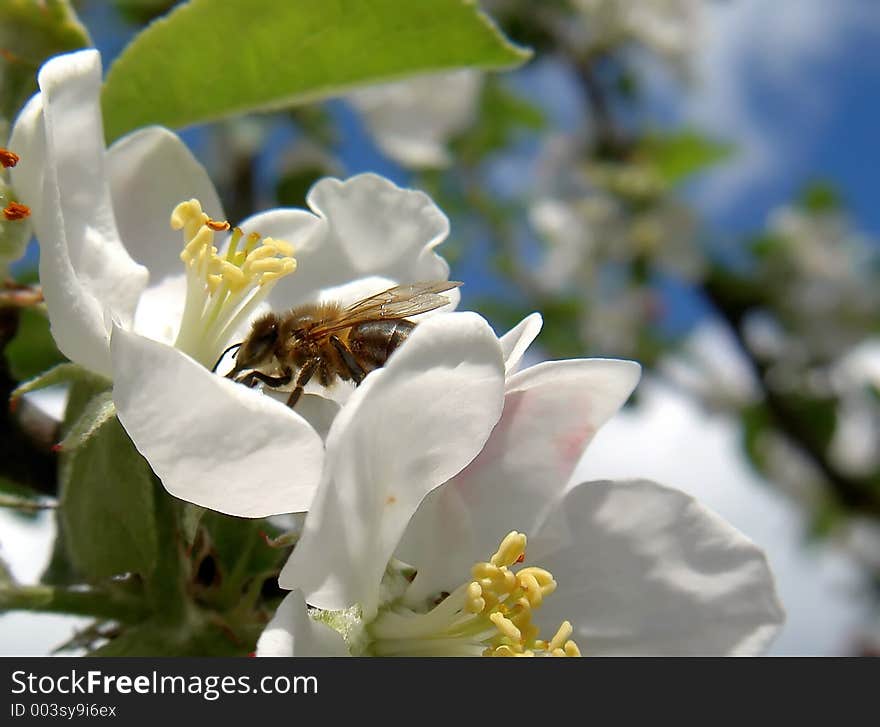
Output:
(315, 531), (581, 657)
(171, 199), (297, 368)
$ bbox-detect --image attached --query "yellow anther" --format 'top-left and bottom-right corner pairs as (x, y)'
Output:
(243, 244), (282, 262)
(490, 531), (527, 568)
(367, 531), (582, 658)
(206, 217), (231, 232)
(262, 260), (297, 283)
(475, 533), (580, 657)
(465, 582), (485, 614)
(489, 612), (521, 642)
(170, 198), (297, 369)
(517, 567), (555, 588)
(171, 199), (208, 241)
(206, 274), (223, 293)
(518, 572), (542, 608)
(548, 621), (573, 652)
(242, 231), (261, 256)
(220, 261), (247, 291)
(243, 258), (287, 276)
(490, 645), (518, 657)
(266, 238), (295, 257)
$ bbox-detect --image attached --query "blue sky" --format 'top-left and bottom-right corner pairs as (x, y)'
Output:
(676, 0), (880, 237)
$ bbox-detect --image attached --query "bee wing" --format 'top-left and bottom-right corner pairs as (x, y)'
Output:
(311, 281), (462, 336)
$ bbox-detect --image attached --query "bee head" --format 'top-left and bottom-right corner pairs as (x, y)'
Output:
(236, 313), (280, 370)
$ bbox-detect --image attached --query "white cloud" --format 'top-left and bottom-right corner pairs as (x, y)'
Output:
(574, 331), (872, 654)
(679, 0), (880, 214)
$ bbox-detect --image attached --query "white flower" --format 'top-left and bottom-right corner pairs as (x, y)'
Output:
(9, 50), (458, 516)
(348, 70), (483, 168)
(257, 317), (784, 656)
(570, 0), (702, 66)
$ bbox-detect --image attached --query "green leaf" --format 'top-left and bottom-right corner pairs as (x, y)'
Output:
(199, 511), (286, 609)
(57, 390), (115, 451)
(59, 412), (159, 581)
(0, 0), (90, 129)
(11, 361), (107, 404)
(5, 308), (66, 382)
(638, 129), (733, 186)
(40, 517), (83, 586)
(101, 0), (530, 141)
(180, 502), (204, 547)
(452, 77), (545, 161)
(0, 472), (42, 501)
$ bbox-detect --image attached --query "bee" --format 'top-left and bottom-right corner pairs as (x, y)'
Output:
(220, 281), (462, 408)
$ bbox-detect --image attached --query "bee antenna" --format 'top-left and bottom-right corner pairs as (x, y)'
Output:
(212, 342), (242, 373)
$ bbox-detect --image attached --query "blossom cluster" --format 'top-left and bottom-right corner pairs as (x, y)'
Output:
(8, 50), (784, 656)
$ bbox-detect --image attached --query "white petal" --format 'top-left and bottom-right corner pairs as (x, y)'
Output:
(499, 313), (542, 376)
(31, 51), (149, 374)
(107, 126), (224, 287)
(110, 326), (324, 518)
(10, 93), (107, 375)
(279, 312), (505, 617)
(10, 52), (149, 375)
(400, 358), (641, 601)
(252, 174), (455, 311)
(131, 273), (187, 346)
(256, 590), (349, 656)
(531, 479), (785, 655)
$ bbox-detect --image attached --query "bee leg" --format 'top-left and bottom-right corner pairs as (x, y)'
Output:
(236, 369), (292, 389)
(286, 359), (319, 408)
(330, 335), (367, 385)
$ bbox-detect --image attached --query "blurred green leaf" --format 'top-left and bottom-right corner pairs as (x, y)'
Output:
(112, 0), (177, 27)
(12, 361), (105, 403)
(807, 498), (845, 540)
(638, 129), (732, 186)
(453, 77), (544, 160)
(275, 164), (330, 209)
(800, 181), (841, 213)
(102, 0), (530, 141)
(89, 619), (244, 656)
(199, 511), (285, 610)
(180, 502), (204, 547)
(0, 0), (90, 128)
(0, 472), (41, 500)
(5, 308), (65, 381)
(741, 405), (771, 471)
(57, 390), (114, 451)
(40, 517), (82, 586)
(60, 411), (159, 581)
(784, 394), (838, 454)
(0, 552), (13, 586)
(749, 232), (785, 259)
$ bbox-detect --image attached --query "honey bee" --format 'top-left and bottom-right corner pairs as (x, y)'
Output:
(221, 281), (462, 408)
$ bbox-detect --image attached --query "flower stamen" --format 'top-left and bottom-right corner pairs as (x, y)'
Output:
(171, 199), (297, 368)
(0, 148), (19, 168)
(363, 531), (581, 657)
(3, 202), (30, 221)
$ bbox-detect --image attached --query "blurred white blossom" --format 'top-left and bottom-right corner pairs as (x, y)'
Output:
(258, 326), (783, 656)
(349, 70), (483, 167)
